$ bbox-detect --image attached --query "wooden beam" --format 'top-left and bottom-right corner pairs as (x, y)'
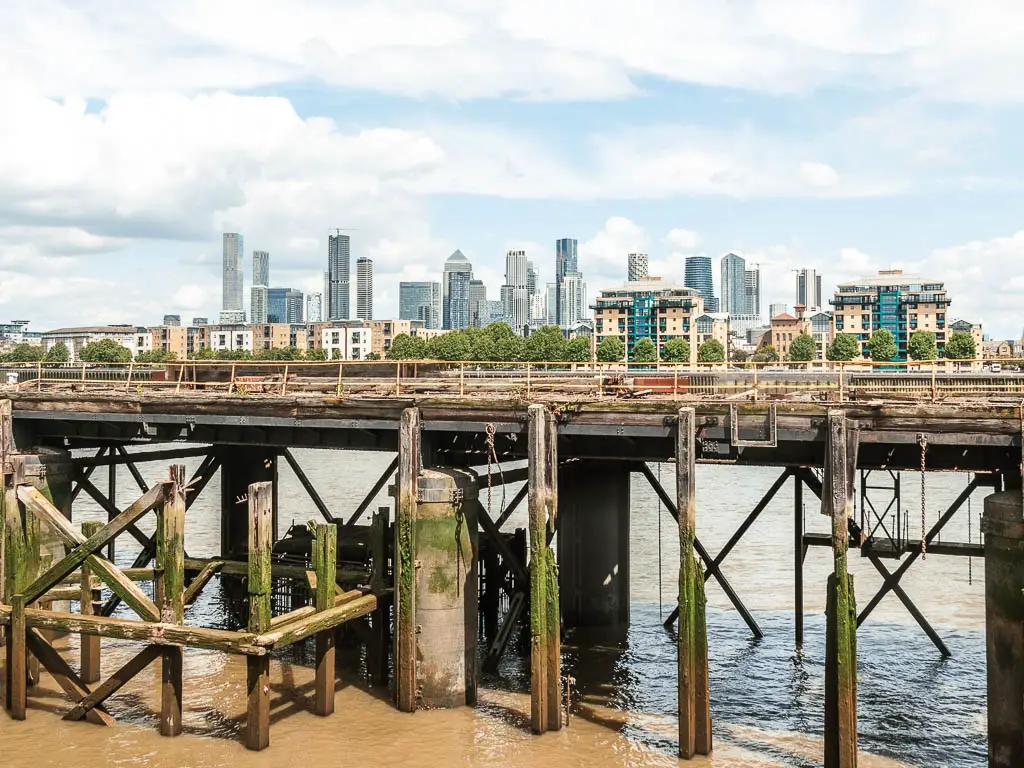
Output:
(368, 507), (390, 688)
(313, 522), (337, 716)
(183, 560), (223, 606)
(7, 595), (26, 719)
(25, 627), (115, 726)
(527, 404), (561, 734)
(80, 520), (103, 684)
(255, 594), (378, 648)
(823, 410), (858, 768)
(18, 484), (163, 621)
(677, 407), (697, 759)
(0, 606), (266, 655)
(64, 645), (162, 722)
(157, 468), (186, 737)
(395, 408), (420, 713)
(246, 481), (273, 751)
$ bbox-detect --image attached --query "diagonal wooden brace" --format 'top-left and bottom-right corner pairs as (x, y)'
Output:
(18, 484), (165, 621)
(25, 627), (116, 726)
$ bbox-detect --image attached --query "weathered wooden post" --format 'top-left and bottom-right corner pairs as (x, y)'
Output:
(246, 481), (273, 750)
(156, 467), (186, 736)
(677, 407), (711, 758)
(823, 410), (858, 768)
(4, 457), (33, 719)
(395, 408), (420, 712)
(981, 472), (1024, 767)
(80, 520), (103, 683)
(313, 522), (337, 716)
(368, 507), (390, 687)
(527, 404), (561, 734)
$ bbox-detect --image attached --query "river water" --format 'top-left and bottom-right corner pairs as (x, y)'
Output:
(0, 449), (989, 767)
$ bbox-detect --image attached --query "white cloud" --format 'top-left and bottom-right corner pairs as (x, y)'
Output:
(800, 162), (840, 188)
(665, 228), (699, 250)
(6, 1), (1024, 103)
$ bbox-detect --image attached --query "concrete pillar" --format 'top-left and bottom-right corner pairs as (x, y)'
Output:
(219, 447), (278, 558)
(558, 459), (630, 628)
(414, 468), (478, 708)
(982, 484), (1024, 768)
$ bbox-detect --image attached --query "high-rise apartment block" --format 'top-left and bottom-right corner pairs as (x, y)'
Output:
(745, 266), (761, 319)
(720, 252), (747, 316)
(327, 231), (351, 320)
(502, 249), (530, 332)
(307, 292), (324, 323)
(250, 250), (270, 324)
(220, 233), (246, 324)
(268, 288), (304, 324)
(468, 279), (487, 327)
(684, 255), (718, 313)
(443, 250), (473, 330)
(555, 238), (578, 328)
(356, 257), (373, 320)
(399, 282), (442, 329)
(628, 252), (649, 282)
(796, 268), (823, 309)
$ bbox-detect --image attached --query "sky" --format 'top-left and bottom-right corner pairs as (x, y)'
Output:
(2, 1), (1024, 337)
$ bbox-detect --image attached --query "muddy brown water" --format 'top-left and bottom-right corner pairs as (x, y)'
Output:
(0, 451), (989, 767)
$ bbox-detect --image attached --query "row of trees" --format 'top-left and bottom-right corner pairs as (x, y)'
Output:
(825, 329), (977, 363)
(387, 323), (592, 362)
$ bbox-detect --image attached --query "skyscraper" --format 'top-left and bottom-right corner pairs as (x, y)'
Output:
(501, 249), (530, 332)
(560, 272), (587, 328)
(628, 253), (649, 282)
(268, 288), (304, 324)
(684, 256), (718, 312)
(468, 279), (487, 327)
(399, 282), (442, 329)
(555, 238), (578, 328)
(356, 257), (373, 321)
(307, 292), (324, 323)
(745, 266), (761, 318)
(220, 233), (245, 324)
(442, 250), (473, 330)
(796, 268), (823, 309)
(545, 282), (559, 326)
(328, 231), (351, 320)
(720, 252), (746, 315)
(250, 250), (270, 324)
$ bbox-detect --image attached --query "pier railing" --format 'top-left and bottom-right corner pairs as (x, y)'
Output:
(2, 358), (1023, 402)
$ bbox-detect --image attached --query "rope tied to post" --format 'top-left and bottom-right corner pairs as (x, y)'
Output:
(918, 433), (928, 560)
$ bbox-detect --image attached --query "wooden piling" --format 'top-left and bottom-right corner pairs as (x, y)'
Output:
(527, 404), (561, 734)
(157, 468), (186, 737)
(246, 481), (273, 751)
(823, 411), (858, 768)
(80, 520), (103, 684)
(677, 406), (711, 758)
(7, 595), (26, 719)
(395, 408), (420, 713)
(313, 522), (337, 716)
(368, 507), (390, 687)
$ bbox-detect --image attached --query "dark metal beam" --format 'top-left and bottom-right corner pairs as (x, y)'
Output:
(116, 445), (150, 494)
(343, 456), (399, 528)
(71, 446), (107, 503)
(72, 445), (212, 468)
(865, 554), (950, 657)
(281, 447), (336, 523)
(637, 462), (764, 639)
(475, 500), (528, 582)
(495, 484), (529, 530)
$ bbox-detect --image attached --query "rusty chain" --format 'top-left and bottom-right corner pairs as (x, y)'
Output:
(918, 433), (928, 560)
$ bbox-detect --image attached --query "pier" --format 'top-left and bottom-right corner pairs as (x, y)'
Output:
(0, 360), (1022, 767)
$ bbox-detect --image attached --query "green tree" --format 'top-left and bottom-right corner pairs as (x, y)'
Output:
(564, 336), (591, 363)
(596, 336), (625, 363)
(526, 326), (568, 362)
(697, 339), (726, 363)
(387, 334), (427, 360)
(866, 329), (898, 362)
(908, 330), (938, 361)
(190, 347), (218, 360)
(826, 333), (860, 362)
(135, 349), (177, 363)
(364, 351), (382, 361)
(730, 348), (750, 363)
(750, 344), (780, 363)
(787, 333), (817, 362)
(426, 331), (471, 361)
(331, 348), (342, 360)
(42, 343), (70, 363)
(305, 347), (328, 361)
(3, 344), (44, 363)
(631, 337), (657, 363)
(494, 334), (527, 362)
(661, 338), (691, 363)
(943, 331), (976, 361)
(79, 339), (131, 363)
